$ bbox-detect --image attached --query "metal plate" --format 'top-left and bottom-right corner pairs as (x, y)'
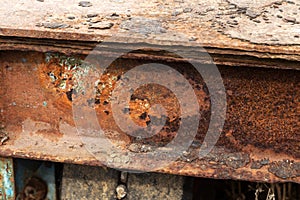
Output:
(0, 0), (300, 69)
(0, 50), (299, 183)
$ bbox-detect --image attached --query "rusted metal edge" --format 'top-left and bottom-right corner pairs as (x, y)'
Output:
(1, 27), (300, 55)
(0, 142), (299, 184)
(1, 36), (300, 70)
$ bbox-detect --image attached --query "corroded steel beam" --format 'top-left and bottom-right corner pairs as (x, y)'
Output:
(0, 50), (299, 183)
(0, 0), (299, 183)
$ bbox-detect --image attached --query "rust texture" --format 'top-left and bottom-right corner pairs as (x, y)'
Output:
(0, 50), (299, 183)
(0, 0), (299, 183)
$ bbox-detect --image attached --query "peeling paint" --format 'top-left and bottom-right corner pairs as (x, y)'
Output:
(0, 157), (14, 200)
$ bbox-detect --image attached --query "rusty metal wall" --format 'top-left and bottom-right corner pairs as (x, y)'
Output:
(0, 50), (299, 183)
(0, 0), (299, 186)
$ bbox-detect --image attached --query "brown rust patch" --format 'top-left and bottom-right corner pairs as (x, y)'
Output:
(0, 51), (74, 139)
(220, 66), (300, 158)
(38, 52), (209, 148)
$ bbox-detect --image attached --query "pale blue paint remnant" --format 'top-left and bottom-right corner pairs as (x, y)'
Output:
(0, 157), (15, 200)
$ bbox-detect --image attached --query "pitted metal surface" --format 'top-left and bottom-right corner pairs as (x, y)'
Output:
(0, 51), (299, 183)
(0, 0), (299, 183)
(219, 0), (300, 45)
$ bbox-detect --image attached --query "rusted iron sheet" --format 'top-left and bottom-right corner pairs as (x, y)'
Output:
(0, 0), (300, 69)
(1, 37), (300, 71)
(0, 0), (299, 184)
(0, 50), (299, 183)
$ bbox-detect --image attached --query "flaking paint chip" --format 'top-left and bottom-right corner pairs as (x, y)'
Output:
(88, 22), (114, 29)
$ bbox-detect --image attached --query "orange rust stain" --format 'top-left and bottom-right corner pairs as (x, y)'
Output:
(36, 53), (210, 148)
(38, 59), (73, 107)
(0, 51), (74, 140)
